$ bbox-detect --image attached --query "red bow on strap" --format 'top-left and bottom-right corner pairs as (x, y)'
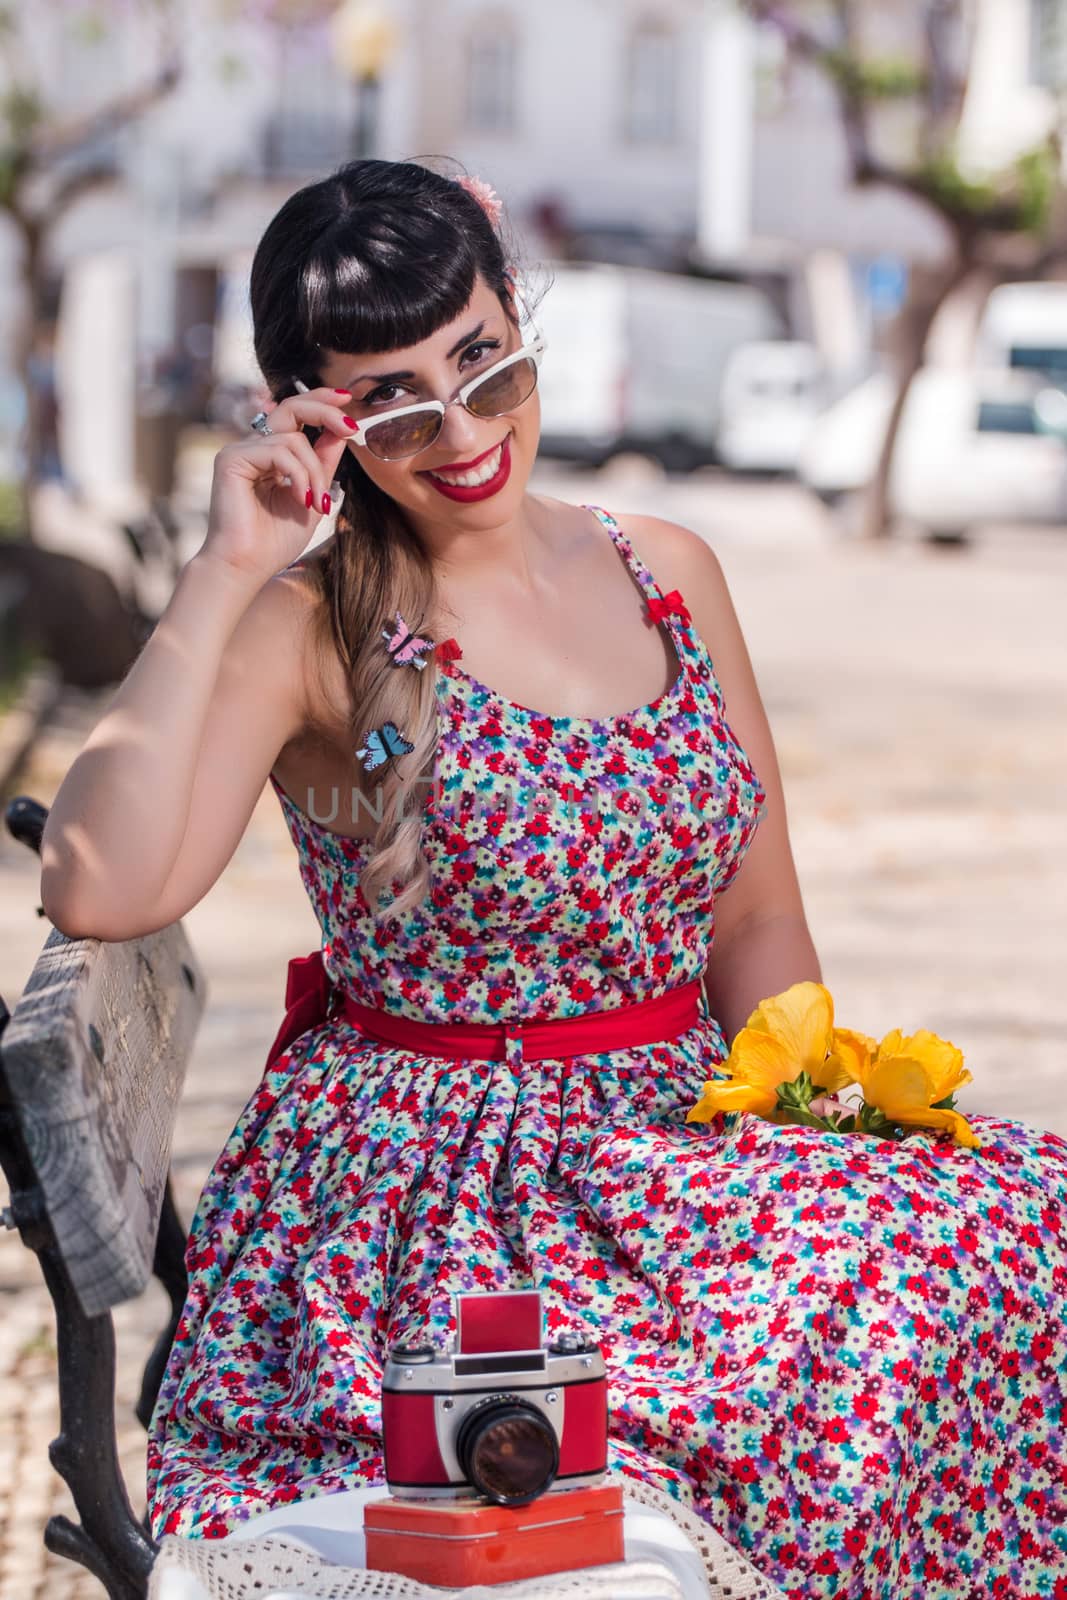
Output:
(646, 590), (691, 625)
(265, 948), (333, 1070)
(437, 637), (464, 664)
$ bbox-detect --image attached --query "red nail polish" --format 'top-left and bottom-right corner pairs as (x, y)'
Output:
(305, 488), (314, 509)
(334, 388), (352, 395)
(343, 415), (356, 429)
(322, 492), (331, 515)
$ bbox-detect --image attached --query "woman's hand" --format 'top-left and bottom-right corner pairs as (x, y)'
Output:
(198, 387), (358, 585)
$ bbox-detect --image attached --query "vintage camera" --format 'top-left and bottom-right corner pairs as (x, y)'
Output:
(381, 1289), (608, 1506)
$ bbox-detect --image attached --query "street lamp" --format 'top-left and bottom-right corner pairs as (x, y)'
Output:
(329, 0), (400, 159)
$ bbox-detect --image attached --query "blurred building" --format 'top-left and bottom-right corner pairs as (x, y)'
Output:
(3, 0), (1064, 505)
(36, 0), (960, 267)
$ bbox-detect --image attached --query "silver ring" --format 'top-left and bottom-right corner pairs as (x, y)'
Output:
(249, 411), (273, 436)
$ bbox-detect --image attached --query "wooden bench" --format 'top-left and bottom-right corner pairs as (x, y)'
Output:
(0, 793), (205, 1599)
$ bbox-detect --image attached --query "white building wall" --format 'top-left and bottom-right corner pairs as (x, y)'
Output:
(21, 0), (976, 292)
(958, 0), (1059, 175)
(8, 0), (1055, 385)
(405, 0), (704, 232)
(751, 112), (953, 263)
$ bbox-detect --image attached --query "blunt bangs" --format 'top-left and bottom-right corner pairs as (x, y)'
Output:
(300, 207), (484, 361)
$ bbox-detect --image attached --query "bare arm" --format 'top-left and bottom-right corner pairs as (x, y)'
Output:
(39, 556), (309, 942)
(703, 915), (822, 1049)
(39, 378), (356, 943)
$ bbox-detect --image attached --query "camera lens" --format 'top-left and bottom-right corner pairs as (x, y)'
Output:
(455, 1395), (560, 1506)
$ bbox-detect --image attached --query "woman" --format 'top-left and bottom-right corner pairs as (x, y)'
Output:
(40, 160), (1067, 1598)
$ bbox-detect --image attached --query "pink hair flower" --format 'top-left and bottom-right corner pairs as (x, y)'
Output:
(457, 175), (504, 228)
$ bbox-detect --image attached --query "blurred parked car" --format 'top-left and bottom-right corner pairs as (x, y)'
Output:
(794, 367), (893, 501)
(797, 366), (1067, 540)
(974, 279), (1067, 381)
(715, 340), (827, 475)
(533, 261), (782, 470)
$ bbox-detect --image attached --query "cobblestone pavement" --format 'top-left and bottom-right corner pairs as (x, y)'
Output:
(1, 471), (1065, 1596)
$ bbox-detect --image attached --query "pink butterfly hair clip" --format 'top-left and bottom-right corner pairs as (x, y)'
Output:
(382, 611), (435, 671)
(457, 175), (504, 228)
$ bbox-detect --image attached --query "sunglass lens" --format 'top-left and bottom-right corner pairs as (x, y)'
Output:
(466, 357), (538, 419)
(366, 410), (443, 460)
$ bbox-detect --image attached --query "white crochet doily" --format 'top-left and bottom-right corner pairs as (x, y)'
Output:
(150, 1543), (684, 1599)
(148, 1477), (784, 1600)
(621, 1478), (781, 1599)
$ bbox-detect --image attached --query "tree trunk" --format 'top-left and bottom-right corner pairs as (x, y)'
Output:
(9, 210), (47, 543)
(860, 252), (972, 541)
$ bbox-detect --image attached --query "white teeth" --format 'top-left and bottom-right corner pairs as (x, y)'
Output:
(429, 440), (504, 488)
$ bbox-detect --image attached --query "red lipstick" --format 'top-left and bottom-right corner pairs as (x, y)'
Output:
(419, 435), (512, 503)
(426, 439), (503, 473)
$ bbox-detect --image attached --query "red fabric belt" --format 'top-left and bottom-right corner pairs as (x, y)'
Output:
(265, 948), (705, 1070)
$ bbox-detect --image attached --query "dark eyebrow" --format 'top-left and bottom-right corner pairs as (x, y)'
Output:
(345, 321), (490, 388)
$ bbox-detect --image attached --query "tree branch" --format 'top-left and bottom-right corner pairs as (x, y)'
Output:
(48, 161), (123, 217)
(743, 0), (1040, 235)
(746, 0), (879, 178)
(25, 58), (181, 171)
(923, 0), (967, 126)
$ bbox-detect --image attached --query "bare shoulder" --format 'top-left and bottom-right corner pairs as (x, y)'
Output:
(612, 512), (731, 633)
(230, 563), (316, 701)
(266, 550), (351, 736)
(612, 508), (743, 723)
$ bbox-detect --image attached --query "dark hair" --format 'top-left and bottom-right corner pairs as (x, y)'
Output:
(251, 157), (519, 394)
(249, 158), (537, 922)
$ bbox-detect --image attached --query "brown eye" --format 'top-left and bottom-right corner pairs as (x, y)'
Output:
(462, 340), (500, 367)
(364, 383), (409, 407)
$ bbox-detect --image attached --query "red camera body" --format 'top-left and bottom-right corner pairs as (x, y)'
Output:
(369, 1291), (620, 1586)
(381, 1289), (609, 1502)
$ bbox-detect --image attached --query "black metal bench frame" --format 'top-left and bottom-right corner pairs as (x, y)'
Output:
(0, 795), (205, 1599)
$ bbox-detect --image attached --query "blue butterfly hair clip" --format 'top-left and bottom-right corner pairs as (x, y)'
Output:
(356, 720), (415, 772)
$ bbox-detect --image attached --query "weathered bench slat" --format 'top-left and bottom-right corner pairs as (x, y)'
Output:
(1, 925), (206, 1317)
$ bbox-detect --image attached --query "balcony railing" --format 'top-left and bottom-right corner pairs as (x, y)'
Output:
(255, 111), (352, 180)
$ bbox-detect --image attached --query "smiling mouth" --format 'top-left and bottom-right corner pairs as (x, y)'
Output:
(421, 438), (508, 488)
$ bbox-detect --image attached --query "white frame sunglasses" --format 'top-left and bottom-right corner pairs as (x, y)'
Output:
(346, 334), (548, 460)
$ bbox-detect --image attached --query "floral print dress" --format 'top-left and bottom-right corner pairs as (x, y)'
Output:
(147, 505), (1067, 1599)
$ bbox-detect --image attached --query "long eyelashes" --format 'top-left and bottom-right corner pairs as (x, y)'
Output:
(462, 339), (502, 366)
(362, 341), (502, 408)
(364, 383), (405, 407)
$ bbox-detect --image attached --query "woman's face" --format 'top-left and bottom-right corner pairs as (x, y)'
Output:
(314, 274), (539, 529)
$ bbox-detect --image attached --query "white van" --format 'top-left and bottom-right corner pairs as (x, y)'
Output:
(524, 263), (628, 466)
(797, 365), (1067, 539)
(974, 280), (1067, 381)
(715, 340), (827, 474)
(532, 261), (782, 468)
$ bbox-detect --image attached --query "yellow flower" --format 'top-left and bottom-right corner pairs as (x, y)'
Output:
(687, 981), (867, 1124)
(853, 1028), (979, 1149)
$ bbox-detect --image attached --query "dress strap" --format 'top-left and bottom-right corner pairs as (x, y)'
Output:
(583, 504), (662, 599)
(582, 504), (695, 635)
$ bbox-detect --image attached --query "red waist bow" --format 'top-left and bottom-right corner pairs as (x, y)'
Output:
(265, 948), (707, 1070)
(264, 948), (336, 1071)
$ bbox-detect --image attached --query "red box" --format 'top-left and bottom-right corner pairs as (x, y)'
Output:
(364, 1482), (625, 1588)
